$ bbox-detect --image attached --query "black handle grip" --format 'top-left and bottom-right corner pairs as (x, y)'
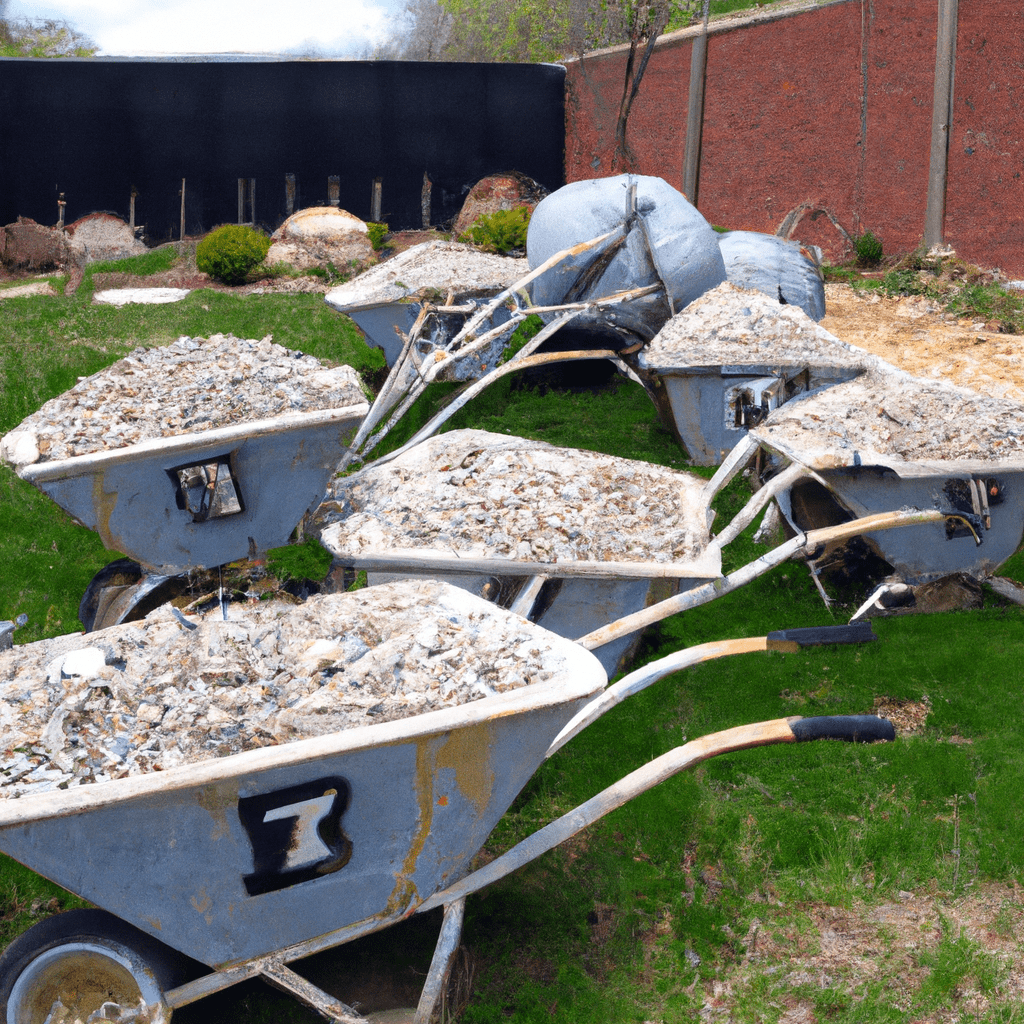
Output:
(767, 622), (878, 649)
(789, 715), (896, 743)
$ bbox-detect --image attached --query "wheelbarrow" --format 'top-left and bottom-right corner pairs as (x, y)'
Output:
(630, 281), (874, 466)
(744, 367), (1024, 587)
(9, 403), (369, 632)
(324, 241), (527, 376)
(0, 580), (895, 1024)
(315, 428), (722, 678)
(317, 426), (966, 678)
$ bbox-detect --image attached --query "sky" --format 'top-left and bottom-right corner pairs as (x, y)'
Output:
(6, 0), (408, 56)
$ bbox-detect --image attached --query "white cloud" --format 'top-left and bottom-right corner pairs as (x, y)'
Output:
(7, 0), (396, 56)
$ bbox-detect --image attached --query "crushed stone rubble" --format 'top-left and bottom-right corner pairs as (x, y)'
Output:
(641, 282), (879, 369)
(324, 240), (527, 311)
(752, 366), (1024, 463)
(0, 580), (577, 797)
(0, 333), (367, 468)
(319, 429), (712, 564)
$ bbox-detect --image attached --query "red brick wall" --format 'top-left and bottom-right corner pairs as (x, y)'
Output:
(564, 0), (1024, 276)
(945, 0), (1024, 274)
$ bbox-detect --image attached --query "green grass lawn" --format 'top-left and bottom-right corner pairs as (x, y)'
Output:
(1, 256), (1023, 1023)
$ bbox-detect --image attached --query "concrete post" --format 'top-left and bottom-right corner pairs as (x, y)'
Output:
(180, 179), (186, 242)
(682, 1), (711, 207)
(328, 176), (340, 207)
(924, 0), (958, 248)
(238, 178), (245, 224)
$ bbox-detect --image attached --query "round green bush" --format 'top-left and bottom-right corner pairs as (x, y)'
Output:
(462, 207), (531, 254)
(196, 225), (272, 285)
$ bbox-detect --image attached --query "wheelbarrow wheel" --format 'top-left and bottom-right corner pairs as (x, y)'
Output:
(0, 908), (188, 1023)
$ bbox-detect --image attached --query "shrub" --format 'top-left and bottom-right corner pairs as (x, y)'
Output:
(196, 224), (271, 285)
(462, 206), (530, 254)
(366, 222), (389, 251)
(852, 230), (883, 267)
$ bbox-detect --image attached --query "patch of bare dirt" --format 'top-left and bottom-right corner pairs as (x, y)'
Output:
(688, 882), (1024, 1022)
(821, 283), (1024, 403)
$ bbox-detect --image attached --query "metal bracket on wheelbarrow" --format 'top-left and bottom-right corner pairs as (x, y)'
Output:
(171, 455), (243, 523)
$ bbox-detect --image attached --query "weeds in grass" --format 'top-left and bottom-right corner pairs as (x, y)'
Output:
(266, 536), (333, 584)
(826, 243), (1024, 334)
(852, 230), (884, 266)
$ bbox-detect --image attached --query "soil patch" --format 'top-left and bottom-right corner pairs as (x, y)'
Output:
(821, 283), (1024, 403)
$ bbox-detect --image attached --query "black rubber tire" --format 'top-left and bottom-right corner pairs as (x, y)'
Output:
(0, 909), (190, 1024)
(78, 559), (145, 632)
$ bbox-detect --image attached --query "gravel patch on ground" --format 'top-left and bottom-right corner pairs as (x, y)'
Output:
(1, 333), (367, 468)
(0, 281), (54, 300)
(319, 429), (714, 567)
(0, 580), (577, 795)
(92, 287), (190, 306)
(822, 282), (1024, 404)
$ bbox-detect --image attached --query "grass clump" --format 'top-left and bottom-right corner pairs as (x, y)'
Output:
(196, 224), (272, 285)
(366, 222), (389, 252)
(266, 536), (333, 584)
(852, 229), (884, 266)
(462, 207), (530, 254)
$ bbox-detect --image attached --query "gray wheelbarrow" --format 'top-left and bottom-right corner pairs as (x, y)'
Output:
(0, 581), (894, 1024)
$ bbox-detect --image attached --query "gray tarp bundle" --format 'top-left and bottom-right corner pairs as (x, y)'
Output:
(526, 174), (727, 342)
(717, 230), (826, 322)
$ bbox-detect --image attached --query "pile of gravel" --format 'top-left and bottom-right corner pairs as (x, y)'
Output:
(0, 580), (580, 797)
(641, 282), (878, 370)
(0, 333), (367, 468)
(752, 367), (1024, 464)
(319, 429), (714, 567)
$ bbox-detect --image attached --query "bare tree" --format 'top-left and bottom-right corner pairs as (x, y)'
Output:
(612, 1), (700, 170)
(1, 12), (97, 56)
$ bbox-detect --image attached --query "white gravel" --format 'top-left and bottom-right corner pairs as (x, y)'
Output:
(0, 580), (579, 796)
(752, 366), (1024, 464)
(320, 428), (713, 566)
(1, 333), (367, 467)
(641, 281), (878, 369)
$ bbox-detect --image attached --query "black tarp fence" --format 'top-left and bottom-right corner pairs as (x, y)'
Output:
(0, 57), (566, 241)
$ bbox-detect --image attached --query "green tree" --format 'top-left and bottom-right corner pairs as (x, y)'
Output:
(381, 0), (699, 64)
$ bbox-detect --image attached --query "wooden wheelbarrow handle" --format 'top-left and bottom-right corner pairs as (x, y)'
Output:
(547, 620), (878, 758)
(415, 711), (894, 916)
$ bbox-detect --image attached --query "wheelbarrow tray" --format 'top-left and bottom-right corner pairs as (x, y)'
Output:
(635, 282), (875, 465)
(316, 429), (722, 676)
(17, 404), (368, 575)
(749, 368), (1024, 582)
(0, 635), (605, 970)
(325, 242), (526, 375)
